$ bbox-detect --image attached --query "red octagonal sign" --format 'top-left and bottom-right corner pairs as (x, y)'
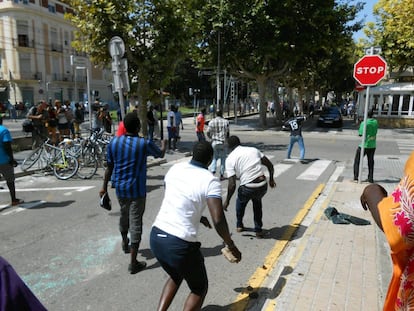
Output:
(353, 55), (387, 86)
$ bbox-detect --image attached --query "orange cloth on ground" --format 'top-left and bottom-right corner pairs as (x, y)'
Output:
(379, 151), (414, 310)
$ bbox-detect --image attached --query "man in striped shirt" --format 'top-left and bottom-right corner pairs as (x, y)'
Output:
(100, 112), (166, 274)
(207, 110), (229, 180)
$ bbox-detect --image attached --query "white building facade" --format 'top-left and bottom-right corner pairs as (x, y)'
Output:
(0, 0), (113, 109)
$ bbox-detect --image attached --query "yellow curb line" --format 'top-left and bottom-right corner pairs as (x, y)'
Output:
(230, 184), (325, 311)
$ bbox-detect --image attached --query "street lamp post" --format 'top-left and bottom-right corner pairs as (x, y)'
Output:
(159, 88), (164, 140)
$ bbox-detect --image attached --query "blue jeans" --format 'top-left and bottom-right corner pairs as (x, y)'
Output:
(196, 132), (205, 141)
(147, 124), (154, 141)
(236, 184), (268, 232)
(209, 142), (226, 176)
(287, 135), (305, 159)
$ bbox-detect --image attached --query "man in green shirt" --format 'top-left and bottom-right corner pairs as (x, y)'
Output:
(353, 110), (378, 183)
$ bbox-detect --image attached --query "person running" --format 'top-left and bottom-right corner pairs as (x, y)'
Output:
(150, 141), (241, 310)
(224, 136), (276, 238)
(0, 115), (24, 206)
(206, 110), (229, 180)
(100, 112), (166, 274)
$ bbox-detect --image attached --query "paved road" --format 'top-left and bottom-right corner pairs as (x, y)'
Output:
(1, 115), (414, 310)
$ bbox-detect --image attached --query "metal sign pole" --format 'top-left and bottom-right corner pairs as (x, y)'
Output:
(358, 85), (370, 183)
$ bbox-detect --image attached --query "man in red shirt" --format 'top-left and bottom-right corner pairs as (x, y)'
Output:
(196, 108), (206, 141)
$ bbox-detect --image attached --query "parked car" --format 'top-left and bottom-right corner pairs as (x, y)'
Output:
(317, 106), (343, 127)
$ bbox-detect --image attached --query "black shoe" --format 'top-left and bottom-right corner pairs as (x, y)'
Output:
(122, 238), (130, 254)
(128, 261), (147, 274)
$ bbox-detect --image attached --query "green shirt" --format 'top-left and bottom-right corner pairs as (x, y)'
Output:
(358, 118), (378, 149)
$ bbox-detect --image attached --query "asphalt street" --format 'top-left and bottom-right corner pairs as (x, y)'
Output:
(1, 114), (413, 310)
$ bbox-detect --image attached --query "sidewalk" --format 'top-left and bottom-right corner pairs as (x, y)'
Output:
(253, 155), (407, 311)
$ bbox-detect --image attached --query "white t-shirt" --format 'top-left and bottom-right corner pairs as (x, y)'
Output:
(152, 161), (221, 242)
(225, 145), (265, 186)
(167, 111), (176, 127)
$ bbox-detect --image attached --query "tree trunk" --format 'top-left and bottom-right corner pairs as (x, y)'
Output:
(257, 76), (267, 128)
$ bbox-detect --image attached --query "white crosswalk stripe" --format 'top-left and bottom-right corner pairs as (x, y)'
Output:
(396, 139), (414, 155)
(297, 160), (331, 180)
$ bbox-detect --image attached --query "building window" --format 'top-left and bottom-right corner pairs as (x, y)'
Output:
(48, 4), (55, 13)
(41, 0), (48, 8)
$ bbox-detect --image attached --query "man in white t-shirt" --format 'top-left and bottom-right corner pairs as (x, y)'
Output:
(150, 141), (241, 310)
(224, 136), (276, 238)
(166, 105), (177, 150)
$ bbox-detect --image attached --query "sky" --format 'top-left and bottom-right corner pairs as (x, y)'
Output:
(353, 0), (378, 40)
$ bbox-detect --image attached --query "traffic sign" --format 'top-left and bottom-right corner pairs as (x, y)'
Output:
(109, 36), (125, 58)
(353, 55), (387, 86)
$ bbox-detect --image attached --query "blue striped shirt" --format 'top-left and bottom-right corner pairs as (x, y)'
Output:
(107, 135), (162, 198)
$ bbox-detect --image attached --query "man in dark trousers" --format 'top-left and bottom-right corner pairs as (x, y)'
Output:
(224, 136), (276, 238)
(150, 141), (241, 310)
(353, 110), (378, 183)
(283, 114), (306, 160)
(0, 115), (23, 206)
(100, 112), (166, 274)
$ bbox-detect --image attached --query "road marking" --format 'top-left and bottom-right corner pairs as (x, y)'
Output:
(0, 186), (94, 193)
(296, 160), (331, 180)
(230, 184), (326, 311)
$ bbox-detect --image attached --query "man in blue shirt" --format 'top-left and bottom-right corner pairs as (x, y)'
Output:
(0, 115), (23, 206)
(100, 112), (166, 274)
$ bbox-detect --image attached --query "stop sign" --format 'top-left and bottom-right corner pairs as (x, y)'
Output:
(353, 55), (387, 86)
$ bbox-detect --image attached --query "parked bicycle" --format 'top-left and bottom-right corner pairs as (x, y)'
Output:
(20, 137), (79, 180)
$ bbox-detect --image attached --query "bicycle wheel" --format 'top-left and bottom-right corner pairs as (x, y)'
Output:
(76, 153), (98, 179)
(20, 147), (43, 171)
(53, 154), (79, 180)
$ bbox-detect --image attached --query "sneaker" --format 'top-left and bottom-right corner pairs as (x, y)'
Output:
(220, 175), (226, 181)
(128, 261), (146, 274)
(11, 199), (24, 206)
(236, 227), (244, 233)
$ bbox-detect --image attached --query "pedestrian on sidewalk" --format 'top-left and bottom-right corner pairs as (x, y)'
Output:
(360, 150), (414, 311)
(150, 141), (241, 310)
(100, 112), (166, 274)
(207, 110), (229, 180)
(196, 108), (206, 141)
(223, 136), (276, 238)
(353, 109), (378, 183)
(166, 105), (177, 150)
(283, 113), (306, 160)
(147, 105), (156, 141)
(0, 115), (24, 206)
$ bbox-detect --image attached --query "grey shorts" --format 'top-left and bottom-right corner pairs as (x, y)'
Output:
(117, 197), (146, 245)
(0, 164), (14, 182)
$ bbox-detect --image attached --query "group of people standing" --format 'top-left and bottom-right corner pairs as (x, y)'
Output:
(26, 99), (85, 147)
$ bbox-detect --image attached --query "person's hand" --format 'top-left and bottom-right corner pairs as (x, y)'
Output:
(269, 178), (276, 188)
(221, 243), (241, 263)
(200, 216), (212, 228)
(99, 189), (106, 198)
(223, 201), (229, 211)
(181, 126), (184, 130)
